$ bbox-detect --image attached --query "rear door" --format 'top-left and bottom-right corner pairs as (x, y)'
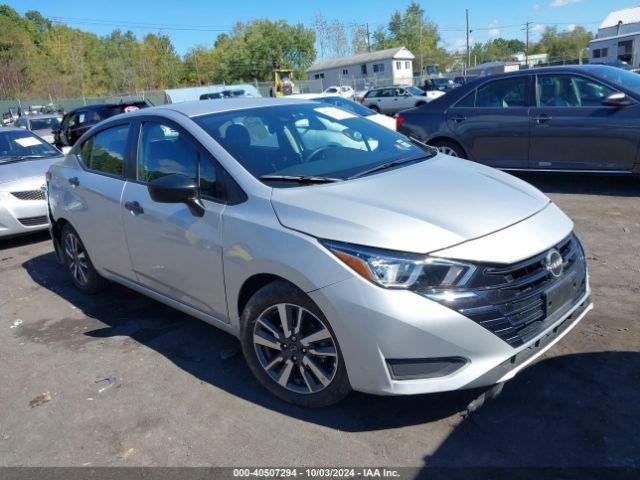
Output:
(445, 76), (532, 168)
(529, 73), (639, 171)
(121, 118), (228, 320)
(66, 122), (133, 277)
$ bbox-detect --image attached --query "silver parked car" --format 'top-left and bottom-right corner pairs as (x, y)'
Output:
(14, 114), (62, 144)
(0, 128), (63, 238)
(47, 98), (592, 407)
(362, 86), (444, 114)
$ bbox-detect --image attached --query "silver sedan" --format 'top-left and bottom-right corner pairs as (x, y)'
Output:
(0, 127), (63, 238)
(47, 99), (592, 407)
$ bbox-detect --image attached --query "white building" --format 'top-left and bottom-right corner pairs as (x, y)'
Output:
(589, 7), (640, 67)
(511, 52), (549, 68)
(307, 47), (415, 88)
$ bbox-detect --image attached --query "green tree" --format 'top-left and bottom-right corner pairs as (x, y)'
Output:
(372, 2), (450, 73)
(534, 26), (593, 63)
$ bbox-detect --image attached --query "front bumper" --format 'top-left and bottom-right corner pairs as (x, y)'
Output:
(0, 191), (49, 238)
(309, 269), (592, 396)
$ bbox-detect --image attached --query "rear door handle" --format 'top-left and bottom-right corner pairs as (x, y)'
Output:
(68, 177), (79, 187)
(533, 114), (551, 124)
(452, 115), (466, 123)
(124, 201), (144, 215)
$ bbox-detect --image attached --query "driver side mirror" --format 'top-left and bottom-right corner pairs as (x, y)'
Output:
(147, 174), (205, 217)
(602, 92), (632, 107)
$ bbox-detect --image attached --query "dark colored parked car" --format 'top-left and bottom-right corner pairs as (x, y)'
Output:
(397, 65), (640, 174)
(54, 101), (150, 149)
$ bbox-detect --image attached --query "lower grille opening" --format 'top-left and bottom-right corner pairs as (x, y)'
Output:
(387, 357), (468, 380)
(18, 215), (48, 227)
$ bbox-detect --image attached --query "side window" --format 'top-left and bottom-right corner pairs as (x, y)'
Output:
(455, 90), (476, 108)
(476, 77), (529, 108)
(366, 90), (379, 98)
(67, 114), (79, 129)
(84, 124), (129, 176)
(137, 121), (225, 201)
(535, 75), (613, 108)
(573, 76), (615, 107)
(138, 122), (197, 182)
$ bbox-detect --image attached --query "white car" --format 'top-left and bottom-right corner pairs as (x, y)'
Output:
(362, 86), (445, 115)
(0, 128), (63, 238)
(285, 94), (396, 130)
(322, 85), (355, 100)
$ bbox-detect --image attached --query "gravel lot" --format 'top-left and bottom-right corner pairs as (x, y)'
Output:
(0, 173), (638, 468)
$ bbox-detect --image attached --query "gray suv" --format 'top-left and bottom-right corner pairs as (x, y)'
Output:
(47, 98), (592, 407)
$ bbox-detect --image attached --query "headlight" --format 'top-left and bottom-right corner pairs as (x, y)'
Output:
(321, 240), (476, 290)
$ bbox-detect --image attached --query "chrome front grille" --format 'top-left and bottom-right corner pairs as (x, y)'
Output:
(11, 190), (46, 201)
(425, 234), (587, 348)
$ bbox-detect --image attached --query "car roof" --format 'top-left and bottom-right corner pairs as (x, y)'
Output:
(0, 126), (35, 133)
(67, 101), (149, 114)
(470, 64), (620, 82)
(286, 93), (340, 100)
(22, 113), (62, 119)
(125, 97), (314, 119)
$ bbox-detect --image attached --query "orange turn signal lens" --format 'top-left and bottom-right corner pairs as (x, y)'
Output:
(333, 250), (373, 281)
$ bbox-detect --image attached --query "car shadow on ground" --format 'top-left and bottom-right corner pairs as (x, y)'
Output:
(421, 351), (639, 472)
(22, 252), (640, 445)
(512, 172), (639, 197)
(0, 231), (50, 250)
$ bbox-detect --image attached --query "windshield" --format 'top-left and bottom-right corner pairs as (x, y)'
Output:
(591, 66), (640, 96)
(312, 96), (374, 116)
(405, 86), (424, 95)
(30, 117), (61, 130)
(0, 130), (60, 163)
(195, 104), (427, 184)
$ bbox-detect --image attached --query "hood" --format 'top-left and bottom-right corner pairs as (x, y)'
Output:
(270, 156), (550, 254)
(367, 114), (396, 131)
(0, 156), (63, 187)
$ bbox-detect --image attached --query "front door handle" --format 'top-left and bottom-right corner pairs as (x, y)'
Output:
(533, 114), (551, 124)
(124, 201), (144, 215)
(452, 115), (466, 123)
(68, 177), (79, 187)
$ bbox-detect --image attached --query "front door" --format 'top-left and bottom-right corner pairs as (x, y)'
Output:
(529, 73), (639, 171)
(65, 123), (133, 277)
(121, 119), (228, 320)
(446, 76), (532, 169)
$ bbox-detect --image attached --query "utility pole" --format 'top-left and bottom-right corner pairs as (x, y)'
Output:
(465, 9), (470, 74)
(419, 15), (423, 75)
(523, 21), (532, 68)
(366, 23), (371, 53)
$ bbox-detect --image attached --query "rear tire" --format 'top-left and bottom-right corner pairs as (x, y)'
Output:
(61, 223), (108, 294)
(431, 139), (466, 158)
(240, 281), (351, 407)
(369, 104), (380, 113)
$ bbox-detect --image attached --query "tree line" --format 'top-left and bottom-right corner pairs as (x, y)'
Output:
(0, 2), (594, 101)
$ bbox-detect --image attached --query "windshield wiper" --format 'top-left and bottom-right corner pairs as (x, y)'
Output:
(348, 155), (430, 180)
(260, 175), (343, 184)
(408, 136), (439, 155)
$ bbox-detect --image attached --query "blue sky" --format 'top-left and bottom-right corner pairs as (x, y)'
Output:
(10, 0), (640, 55)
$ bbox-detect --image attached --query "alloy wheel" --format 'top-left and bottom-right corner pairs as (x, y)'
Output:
(64, 232), (89, 286)
(253, 303), (339, 394)
(437, 146), (459, 157)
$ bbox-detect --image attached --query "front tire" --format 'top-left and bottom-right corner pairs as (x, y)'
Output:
(240, 281), (351, 407)
(61, 223), (108, 294)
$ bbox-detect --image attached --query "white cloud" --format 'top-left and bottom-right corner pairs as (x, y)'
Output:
(564, 24), (576, 31)
(533, 4), (540, 11)
(488, 20), (500, 38)
(550, 0), (582, 7)
(533, 23), (545, 32)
